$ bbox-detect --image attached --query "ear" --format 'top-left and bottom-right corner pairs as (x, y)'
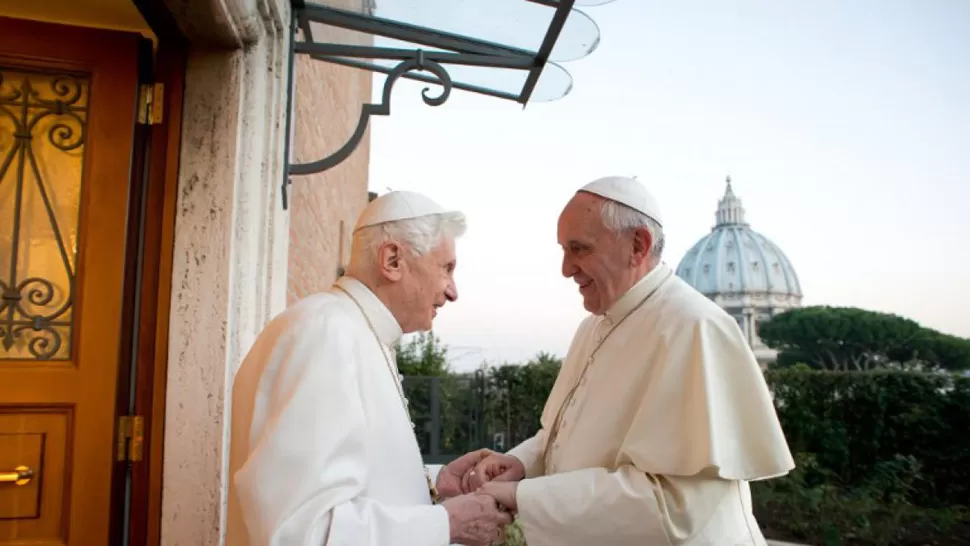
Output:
(376, 241), (405, 281)
(630, 227), (653, 266)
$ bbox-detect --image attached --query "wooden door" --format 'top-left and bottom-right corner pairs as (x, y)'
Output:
(0, 16), (142, 546)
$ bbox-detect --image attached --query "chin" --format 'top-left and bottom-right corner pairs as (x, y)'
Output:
(411, 320), (434, 333)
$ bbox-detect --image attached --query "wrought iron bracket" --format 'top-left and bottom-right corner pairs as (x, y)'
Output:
(290, 49), (453, 178)
(280, 0), (578, 209)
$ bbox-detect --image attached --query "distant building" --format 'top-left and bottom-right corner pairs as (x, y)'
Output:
(675, 177), (803, 365)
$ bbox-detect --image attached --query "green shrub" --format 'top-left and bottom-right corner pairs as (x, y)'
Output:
(764, 370), (970, 507)
(754, 452), (968, 545)
(497, 520), (526, 546)
(754, 370), (970, 545)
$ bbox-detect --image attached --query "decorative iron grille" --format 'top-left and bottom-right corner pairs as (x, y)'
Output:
(0, 67), (89, 360)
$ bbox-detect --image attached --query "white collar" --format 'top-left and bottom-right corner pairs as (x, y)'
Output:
(333, 276), (404, 346)
(603, 263), (673, 324)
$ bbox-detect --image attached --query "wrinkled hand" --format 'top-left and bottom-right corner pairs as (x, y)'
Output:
(442, 492), (514, 546)
(437, 449), (494, 498)
(463, 452), (526, 492)
(478, 481), (519, 514)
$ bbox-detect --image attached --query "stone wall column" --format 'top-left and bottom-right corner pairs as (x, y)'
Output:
(160, 0), (290, 544)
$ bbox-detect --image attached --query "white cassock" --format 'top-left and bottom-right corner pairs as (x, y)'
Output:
(507, 263), (795, 546)
(225, 276), (449, 546)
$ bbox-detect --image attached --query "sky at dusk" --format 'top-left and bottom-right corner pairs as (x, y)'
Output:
(366, 0), (970, 370)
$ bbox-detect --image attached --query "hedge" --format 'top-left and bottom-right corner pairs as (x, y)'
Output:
(753, 370), (970, 545)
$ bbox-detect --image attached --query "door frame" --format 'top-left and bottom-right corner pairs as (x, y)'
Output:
(110, 3), (188, 546)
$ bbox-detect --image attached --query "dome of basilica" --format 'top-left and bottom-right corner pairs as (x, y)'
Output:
(674, 177), (803, 364)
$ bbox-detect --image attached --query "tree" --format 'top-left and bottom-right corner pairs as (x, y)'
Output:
(758, 306), (970, 372)
(397, 332), (477, 457)
(396, 331), (450, 376)
(910, 330), (970, 371)
(483, 352), (563, 449)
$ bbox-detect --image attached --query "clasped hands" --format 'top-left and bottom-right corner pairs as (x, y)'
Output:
(436, 449), (527, 546)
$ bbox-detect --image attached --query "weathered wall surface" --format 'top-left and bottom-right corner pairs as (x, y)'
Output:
(161, 0), (291, 545)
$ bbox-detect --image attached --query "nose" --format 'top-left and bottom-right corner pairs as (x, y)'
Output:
(561, 252), (578, 279)
(445, 279), (458, 302)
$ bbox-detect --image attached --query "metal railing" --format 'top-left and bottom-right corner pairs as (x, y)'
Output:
(402, 373), (487, 465)
(402, 372), (545, 465)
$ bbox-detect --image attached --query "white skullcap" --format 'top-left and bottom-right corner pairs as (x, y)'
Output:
(353, 190), (459, 232)
(578, 175), (664, 227)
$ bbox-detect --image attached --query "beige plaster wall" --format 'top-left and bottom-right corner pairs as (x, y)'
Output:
(286, 1), (373, 303)
(287, 58), (372, 303)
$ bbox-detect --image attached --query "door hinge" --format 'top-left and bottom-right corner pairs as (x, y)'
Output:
(116, 415), (145, 462)
(137, 83), (164, 125)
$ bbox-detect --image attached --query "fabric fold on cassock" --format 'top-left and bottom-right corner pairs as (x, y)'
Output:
(506, 264), (794, 546)
(225, 277), (450, 546)
(620, 289), (794, 482)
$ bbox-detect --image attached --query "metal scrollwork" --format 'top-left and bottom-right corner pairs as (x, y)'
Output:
(284, 51), (454, 202)
(0, 68), (87, 361)
(289, 50), (453, 176)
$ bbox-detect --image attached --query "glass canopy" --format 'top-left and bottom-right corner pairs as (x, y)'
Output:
(283, 0), (620, 208)
(296, 0), (617, 104)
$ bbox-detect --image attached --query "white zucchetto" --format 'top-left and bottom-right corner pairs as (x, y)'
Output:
(353, 190), (459, 232)
(579, 176), (664, 227)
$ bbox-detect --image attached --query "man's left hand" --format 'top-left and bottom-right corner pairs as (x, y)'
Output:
(436, 449), (494, 498)
(479, 481), (519, 514)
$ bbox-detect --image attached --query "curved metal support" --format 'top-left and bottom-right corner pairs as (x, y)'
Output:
(287, 51), (452, 179)
(281, 0), (591, 209)
(282, 51), (453, 208)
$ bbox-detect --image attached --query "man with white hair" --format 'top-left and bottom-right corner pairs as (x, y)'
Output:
(225, 191), (512, 546)
(465, 176), (795, 545)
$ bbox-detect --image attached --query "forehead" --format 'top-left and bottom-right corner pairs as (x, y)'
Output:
(558, 193), (606, 243)
(429, 236), (456, 261)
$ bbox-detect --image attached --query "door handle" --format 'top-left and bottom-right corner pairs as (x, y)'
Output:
(0, 466), (34, 486)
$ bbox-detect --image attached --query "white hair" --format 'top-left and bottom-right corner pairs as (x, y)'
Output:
(600, 199), (665, 260)
(348, 212), (466, 272)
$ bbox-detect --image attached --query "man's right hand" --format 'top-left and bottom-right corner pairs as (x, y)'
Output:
(463, 452), (526, 492)
(442, 493), (513, 546)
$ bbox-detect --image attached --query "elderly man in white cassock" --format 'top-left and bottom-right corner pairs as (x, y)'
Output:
(225, 191), (513, 546)
(463, 176), (796, 545)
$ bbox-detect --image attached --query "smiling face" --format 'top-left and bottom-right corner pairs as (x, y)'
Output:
(391, 236), (458, 333)
(557, 192), (653, 315)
